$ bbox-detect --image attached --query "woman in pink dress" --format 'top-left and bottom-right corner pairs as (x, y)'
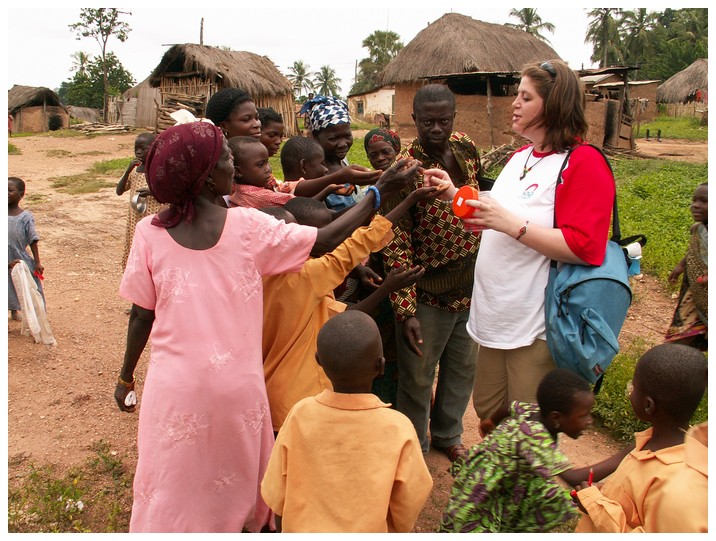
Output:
(113, 122), (319, 532)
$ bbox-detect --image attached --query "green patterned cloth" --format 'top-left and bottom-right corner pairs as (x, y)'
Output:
(439, 402), (578, 533)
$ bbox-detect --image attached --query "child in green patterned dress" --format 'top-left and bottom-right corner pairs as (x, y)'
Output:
(439, 368), (632, 533)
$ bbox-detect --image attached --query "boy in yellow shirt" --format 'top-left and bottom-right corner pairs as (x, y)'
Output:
(261, 310), (433, 532)
(574, 343), (707, 532)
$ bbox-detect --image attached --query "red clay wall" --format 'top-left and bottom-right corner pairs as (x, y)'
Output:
(11, 106), (69, 133)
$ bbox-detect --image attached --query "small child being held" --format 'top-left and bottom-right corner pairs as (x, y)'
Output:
(8, 176), (44, 321)
(439, 368), (631, 533)
(574, 343), (708, 533)
(116, 132), (158, 269)
(261, 310), (433, 532)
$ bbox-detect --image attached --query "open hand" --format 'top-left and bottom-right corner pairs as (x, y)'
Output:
(406, 184), (451, 204)
(383, 264), (425, 293)
(351, 264), (382, 291)
(375, 158), (421, 195)
(421, 168), (457, 200)
(341, 164), (382, 186)
(333, 184), (356, 196)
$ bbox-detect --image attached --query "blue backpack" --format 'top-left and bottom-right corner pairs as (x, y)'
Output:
(544, 145), (646, 391)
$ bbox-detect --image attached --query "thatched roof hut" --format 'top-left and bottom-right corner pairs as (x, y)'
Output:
(8, 85), (69, 133)
(380, 13), (560, 85)
(148, 44), (298, 134)
(656, 58), (708, 103)
(67, 106), (102, 124)
(8, 85), (66, 114)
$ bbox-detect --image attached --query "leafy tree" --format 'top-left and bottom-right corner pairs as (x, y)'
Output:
(314, 66), (341, 98)
(505, 8), (555, 43)
(586, 8), (624, 67)
(619, 9), (657, 68)
(69, 8), (132, 121)
(350, 30), (403, 94)
(287, 61), (315, 98)
(58, 52), (135, 109)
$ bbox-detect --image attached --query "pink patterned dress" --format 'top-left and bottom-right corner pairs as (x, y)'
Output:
(120, 207), (317, 532)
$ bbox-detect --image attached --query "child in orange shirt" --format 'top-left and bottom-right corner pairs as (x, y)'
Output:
(261, 310), (432, 532)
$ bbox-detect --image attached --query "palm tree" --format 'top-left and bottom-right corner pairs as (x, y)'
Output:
(505, 8), (555, 43)
(70, 51), (92, 75)
(586, 8), (624, 67)
(314, 66), (341, 98)
(619, 9), (657, 67)
(352, 30), (403, 94)
(287, 61), (314, 97)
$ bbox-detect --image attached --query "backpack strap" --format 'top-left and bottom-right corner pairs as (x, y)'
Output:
(553, 143), (621, 242)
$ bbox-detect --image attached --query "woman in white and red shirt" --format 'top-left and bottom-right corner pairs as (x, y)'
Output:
(423, 59), (614, 423)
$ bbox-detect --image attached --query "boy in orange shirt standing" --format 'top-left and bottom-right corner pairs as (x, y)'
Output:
(261, 311), (432, 532)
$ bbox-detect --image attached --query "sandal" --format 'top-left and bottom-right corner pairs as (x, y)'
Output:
(433, 443), (468, 462)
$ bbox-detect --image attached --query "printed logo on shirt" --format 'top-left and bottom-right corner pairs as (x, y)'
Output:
(520, 183), (539, 199)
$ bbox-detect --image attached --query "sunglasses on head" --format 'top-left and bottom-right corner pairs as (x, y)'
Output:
(540, 61), (557, 78)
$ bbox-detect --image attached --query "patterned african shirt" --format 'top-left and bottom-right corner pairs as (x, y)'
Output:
(439, 402), (578, 533)
(379, 132), (481, 319)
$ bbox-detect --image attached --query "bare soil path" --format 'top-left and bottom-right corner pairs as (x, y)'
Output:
(6, 132), (696, 531)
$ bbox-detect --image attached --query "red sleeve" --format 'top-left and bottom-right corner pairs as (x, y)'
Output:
(555, 145), (615, 265)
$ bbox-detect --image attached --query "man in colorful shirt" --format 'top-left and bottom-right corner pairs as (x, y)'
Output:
(380, 84), (481, 460)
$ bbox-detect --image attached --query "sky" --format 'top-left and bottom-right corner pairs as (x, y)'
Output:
(6, 4), (606, 99)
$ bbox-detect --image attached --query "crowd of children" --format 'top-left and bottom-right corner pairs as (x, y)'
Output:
(9, 84), (708, 534)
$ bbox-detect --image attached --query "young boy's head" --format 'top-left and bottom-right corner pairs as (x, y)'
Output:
(283, 197), (332, 228)
(536, 368), (594, 439)
(8, 176), (25, 205)
(227, 136), (272, 187)
(134, 133), (156, 163)
(258, 206), (296, 224)
(258, 107), (284, 157)
(280, 136), (328, 181)
(316, 311), (384, 392)
(205, 88), (260, 139)
(629, 343), (707, 426)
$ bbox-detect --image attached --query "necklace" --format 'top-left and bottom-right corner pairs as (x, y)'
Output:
(519, 148), (547, 180)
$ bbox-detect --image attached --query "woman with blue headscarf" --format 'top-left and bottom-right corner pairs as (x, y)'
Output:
(301, 95), (359, 211)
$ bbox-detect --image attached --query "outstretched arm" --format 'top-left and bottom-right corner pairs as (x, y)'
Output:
(348, 264), (425, 315)
(116, 159), (140, 195)
(293, 165), (382, 197)
(559, 443), (635, 487)
(114, 304), (155, 412)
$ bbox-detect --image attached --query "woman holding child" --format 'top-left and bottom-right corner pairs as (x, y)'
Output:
(425, 59), (614, 423)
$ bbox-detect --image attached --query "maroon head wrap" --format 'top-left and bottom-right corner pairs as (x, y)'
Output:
(145, 122), (225, 228)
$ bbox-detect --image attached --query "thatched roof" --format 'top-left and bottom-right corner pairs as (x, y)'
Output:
(8, 85), (66, 114)
(380, 13), (560, 85)
(67, 106), (102, 123)
(656, 58), (708, 103)
(149, 44), (293, 97)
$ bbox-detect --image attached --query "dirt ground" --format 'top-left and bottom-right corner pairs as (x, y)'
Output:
(6, 132), (697, 532)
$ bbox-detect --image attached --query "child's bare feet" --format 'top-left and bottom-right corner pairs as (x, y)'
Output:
(10, 310), (21, 321)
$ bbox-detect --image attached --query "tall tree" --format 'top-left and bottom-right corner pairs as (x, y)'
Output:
(505, 8), (555, 43)
(351, 30), (403, 94)
(287, 61), (315, 99)
(314, 66), (341, 98)
(69, 8), (132, 122)
(586, 8), (623, 67)
(619, 9), (657, 68)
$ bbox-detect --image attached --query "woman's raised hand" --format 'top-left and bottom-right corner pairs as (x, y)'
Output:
(421, 168), (457, 200)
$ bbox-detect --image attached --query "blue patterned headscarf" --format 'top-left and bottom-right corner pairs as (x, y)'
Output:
(300, 95), (351, 133)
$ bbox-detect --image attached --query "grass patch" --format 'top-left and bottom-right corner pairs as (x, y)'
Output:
(46, 149), (73, 158)
(8, 440), (133, 533)
(51, 174), (116, 194)
(635, 115), (708, 141)
(9, 142), (21, 155)
(24, 193), (50, 205)
(91, 157), (132, 175)
(611, 156), (707, 288)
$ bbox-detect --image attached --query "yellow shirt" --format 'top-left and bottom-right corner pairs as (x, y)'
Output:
(575, 427), (686, 533)
(260, 390), (433, 532)
(653, 422), (708, 533)
(262, 215), (394, 431)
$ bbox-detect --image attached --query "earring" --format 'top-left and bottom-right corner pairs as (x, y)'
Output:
(206, 176), (217, 191)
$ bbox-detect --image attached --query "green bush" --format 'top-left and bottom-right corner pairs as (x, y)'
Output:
(9, 142), (21, 155)
(611, 157), (707, 287)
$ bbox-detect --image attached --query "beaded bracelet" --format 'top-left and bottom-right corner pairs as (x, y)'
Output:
(118, 375), (135, 388)
(366, 185), (381, 209)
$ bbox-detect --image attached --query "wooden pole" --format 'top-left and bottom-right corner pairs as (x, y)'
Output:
(486, 76), (494, 148)
(200, 18), (204, 45)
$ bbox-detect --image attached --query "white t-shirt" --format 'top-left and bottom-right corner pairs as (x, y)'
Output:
(467, 146), (566, 349)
